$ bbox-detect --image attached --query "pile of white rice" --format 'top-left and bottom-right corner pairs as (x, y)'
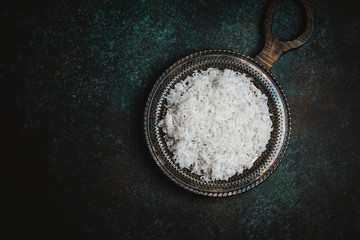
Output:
(158, 68), (273, 181)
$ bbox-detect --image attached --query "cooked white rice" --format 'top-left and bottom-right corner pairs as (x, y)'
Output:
(158, 68), (273, 181)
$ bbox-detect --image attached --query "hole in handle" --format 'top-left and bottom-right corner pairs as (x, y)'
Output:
(272, 0), (307, 41)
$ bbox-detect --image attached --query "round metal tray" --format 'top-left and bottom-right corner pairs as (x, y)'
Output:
(144, 50), (291, 197)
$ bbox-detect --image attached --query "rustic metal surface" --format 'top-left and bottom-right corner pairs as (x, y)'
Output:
(145, 50), (291, 196)
(2, 0), (360, 239)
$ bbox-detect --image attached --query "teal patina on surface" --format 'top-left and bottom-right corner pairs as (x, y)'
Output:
(2, 0), (359, 239)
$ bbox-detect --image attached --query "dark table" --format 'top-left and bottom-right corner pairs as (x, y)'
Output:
(3, 0), (360, 239)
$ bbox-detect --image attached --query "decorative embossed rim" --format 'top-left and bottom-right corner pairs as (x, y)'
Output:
(144, 50), (291, 197)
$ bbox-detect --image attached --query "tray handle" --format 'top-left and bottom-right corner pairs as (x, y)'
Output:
(255, 0), (314, 69)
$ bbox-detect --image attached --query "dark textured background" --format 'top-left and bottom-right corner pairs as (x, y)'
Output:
(2, 0), (360, 239)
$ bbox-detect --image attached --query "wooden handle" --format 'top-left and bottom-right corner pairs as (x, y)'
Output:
(255, 0), (315, 69)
